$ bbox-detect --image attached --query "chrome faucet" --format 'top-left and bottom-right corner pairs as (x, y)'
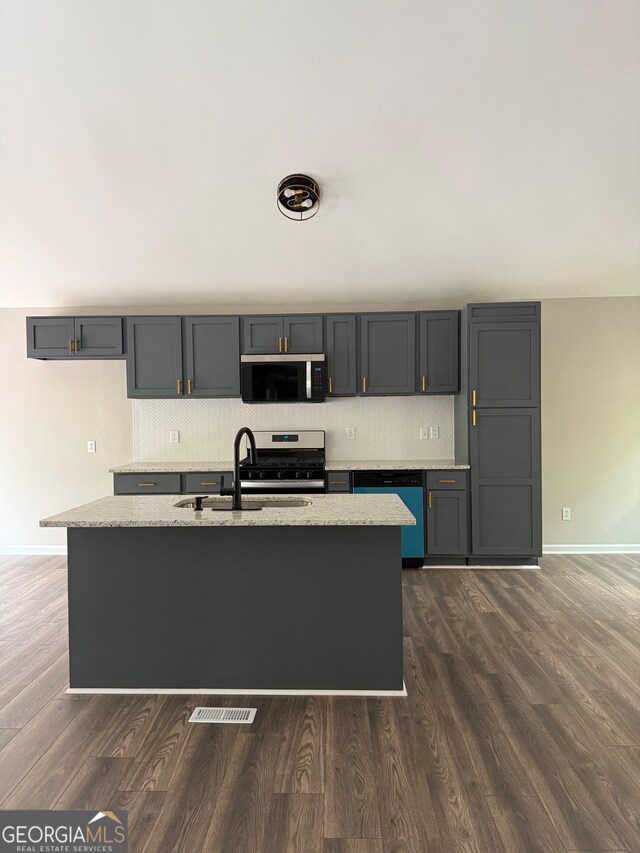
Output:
(219, 427), (258, 511)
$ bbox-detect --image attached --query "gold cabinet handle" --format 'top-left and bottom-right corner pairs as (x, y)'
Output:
(332, 480), (347, 485)
(438, 479), (456, 484)
(75, 338), (79, 354)
(68, 338), (73, 354)
(177, 379), (182, 395)
(472, 389), (477, 406)
(284, 336), (289, 353)
(187, 379), (192, 395)
(422, 375), (426, 392)
(329, 377), (333, 394)
(472, 410), (477, 427)
(362, 376), (367, 393)
(278, 337), (282, 353)
(200, 481), (217, 486)
(138, 483), (157, 487)
(428, 491), (432, 509)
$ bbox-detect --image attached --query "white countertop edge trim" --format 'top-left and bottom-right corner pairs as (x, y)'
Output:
(67, 683), (408, 697)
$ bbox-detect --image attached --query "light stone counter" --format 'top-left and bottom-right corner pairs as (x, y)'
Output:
(40, 493), (415, 529)
(110, 458), (469, 473)
(326, 459), (469, 471)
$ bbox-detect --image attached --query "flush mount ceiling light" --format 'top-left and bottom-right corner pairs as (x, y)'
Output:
(277, 174), (320, 221)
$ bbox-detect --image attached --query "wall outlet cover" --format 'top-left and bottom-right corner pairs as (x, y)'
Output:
(562, 507), (571, 521)
(87, 440), (96, 454)
(420, 427), (429, 439)
(346, 427), (356, 440)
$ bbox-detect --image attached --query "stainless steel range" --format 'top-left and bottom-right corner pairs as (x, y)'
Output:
(238, 430), (325, 494)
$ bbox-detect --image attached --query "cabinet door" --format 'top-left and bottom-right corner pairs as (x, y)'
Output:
(360, 314), (416, 395)
(74, 317), (123, 357)
(126, 317), (183, 398)
(26, 317), (75, 358)
(242, 316), (284, 354)
(326, 315), (357, 396)
(184, 316), (240, 397)
(426, 490), (468, 555)
(469, 322), (540, 407)
(419, 311), (459, 394)
(470, 408), (541, 556)
(283, 315), (323, 353)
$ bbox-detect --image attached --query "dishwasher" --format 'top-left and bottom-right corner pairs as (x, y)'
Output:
(353, 471), (425, 567)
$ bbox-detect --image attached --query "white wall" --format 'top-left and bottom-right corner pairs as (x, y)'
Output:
(0, 308), (133, 551)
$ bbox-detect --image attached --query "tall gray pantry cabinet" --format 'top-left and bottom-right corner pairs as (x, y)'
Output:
(455, 302), (542, 562)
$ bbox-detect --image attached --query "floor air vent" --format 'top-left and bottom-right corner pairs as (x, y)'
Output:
(189, 706), (257, 724)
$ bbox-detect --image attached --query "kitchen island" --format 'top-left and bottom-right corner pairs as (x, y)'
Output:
(41, 493), (413, 695)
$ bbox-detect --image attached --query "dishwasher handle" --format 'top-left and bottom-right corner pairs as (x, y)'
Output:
(352, 470), (423, 488)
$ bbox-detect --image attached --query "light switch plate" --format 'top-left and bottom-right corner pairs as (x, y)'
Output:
(346, 427), (356, 440)
(169, 430), (180, 444)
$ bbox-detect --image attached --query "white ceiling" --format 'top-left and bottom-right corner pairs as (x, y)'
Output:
(0, 0), (638, 308)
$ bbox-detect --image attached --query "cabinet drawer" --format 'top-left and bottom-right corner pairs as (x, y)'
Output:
(426, 471), (467, 490)
(326, 472), (352, 492)
(183, 472), (233, 494)
(114, 473), (182, 494)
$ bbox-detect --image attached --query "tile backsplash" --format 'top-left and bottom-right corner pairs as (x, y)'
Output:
(133, 396), (454, 462)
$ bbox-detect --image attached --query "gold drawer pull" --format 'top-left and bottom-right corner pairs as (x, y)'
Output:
(200, 481), (218, 486)
(138, 483), (156, 487)
(331, 480), (347, 485)
(472, 410), (477, 427)
(187, 379), (192, 395)
(438, 479), (456, 484)
(362, 376), (367, 393)
(472, 389), (477, 406)
(177, 379), (182, 395)
(329, 377), (333, 394)
(422, 375), (426, 392)
(428, 491), (432, 509)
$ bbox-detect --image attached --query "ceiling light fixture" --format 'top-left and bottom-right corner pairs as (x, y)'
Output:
(277, 174), (320, 221)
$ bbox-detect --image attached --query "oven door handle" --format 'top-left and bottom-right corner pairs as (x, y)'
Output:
(306, 360), (312, 399)
(240, 479), (325, 489)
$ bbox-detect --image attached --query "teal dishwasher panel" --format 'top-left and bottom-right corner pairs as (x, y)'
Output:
(353, 486), (424, 558)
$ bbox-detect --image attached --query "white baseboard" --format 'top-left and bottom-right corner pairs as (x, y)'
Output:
(543, 544), (640, 554)
(0, 545), (67, 556)
(67, 683), (408, 697)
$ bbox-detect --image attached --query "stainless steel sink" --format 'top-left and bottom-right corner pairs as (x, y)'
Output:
(174, 497), (312, 510)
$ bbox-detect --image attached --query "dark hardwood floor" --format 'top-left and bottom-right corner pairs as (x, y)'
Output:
(1, 553), (639, 852)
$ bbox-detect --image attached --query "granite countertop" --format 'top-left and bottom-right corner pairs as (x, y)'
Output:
(326, 459), (469, 471)
(40, 493), (416, 529)
(111, 458), (469, 473)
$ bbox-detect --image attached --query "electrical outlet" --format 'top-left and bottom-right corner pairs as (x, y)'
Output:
(430, 426), (440, 439)
(346, 427), (356, 440)
(87, 440), (96, 454)
(420, 427), (430, 440)
(562, 507), (571, 521)
(169, 430), (180, 444)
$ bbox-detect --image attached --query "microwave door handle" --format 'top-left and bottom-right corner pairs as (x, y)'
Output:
(306, 360), (312, 399)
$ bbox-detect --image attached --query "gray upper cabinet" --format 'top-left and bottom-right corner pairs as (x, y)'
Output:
(470, 407), (541, 556)
(418, 311), (459, 394)
(126, 317), (183, 398)
(360, 313), (417, 395)
(469, 321), (540, 407)
(242, 316), (284, 354)
(184, 316), (240, 398)
(283, 315), (323, 353)
(326, 314), (357, 396)
(243, 315), (323, 354)
(27, 317), (122, 359)
(74, 317), (123, 357)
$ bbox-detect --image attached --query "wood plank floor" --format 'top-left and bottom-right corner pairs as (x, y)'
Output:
(0, 554), (639, 852)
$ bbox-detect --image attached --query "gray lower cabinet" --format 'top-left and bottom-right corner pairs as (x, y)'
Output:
(419, 311), (459, 394)
(243, 315), (323, 354)
(126, 317), (183, 398)
(469, 320), (540, 407)
(426, 489), (468, 556)
(26, 317), (123, 359)
(326, 471), (352, 492)
(113, 473), (182, 494)
(470, 407), (541, 556)
(184, 316), (240, 397)
(360, 313), (417, 395)
(182, 472), (233, 494)
(326, 315), (357, 396)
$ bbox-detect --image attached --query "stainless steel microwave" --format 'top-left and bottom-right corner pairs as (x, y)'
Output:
(240, 354), (326, 403)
